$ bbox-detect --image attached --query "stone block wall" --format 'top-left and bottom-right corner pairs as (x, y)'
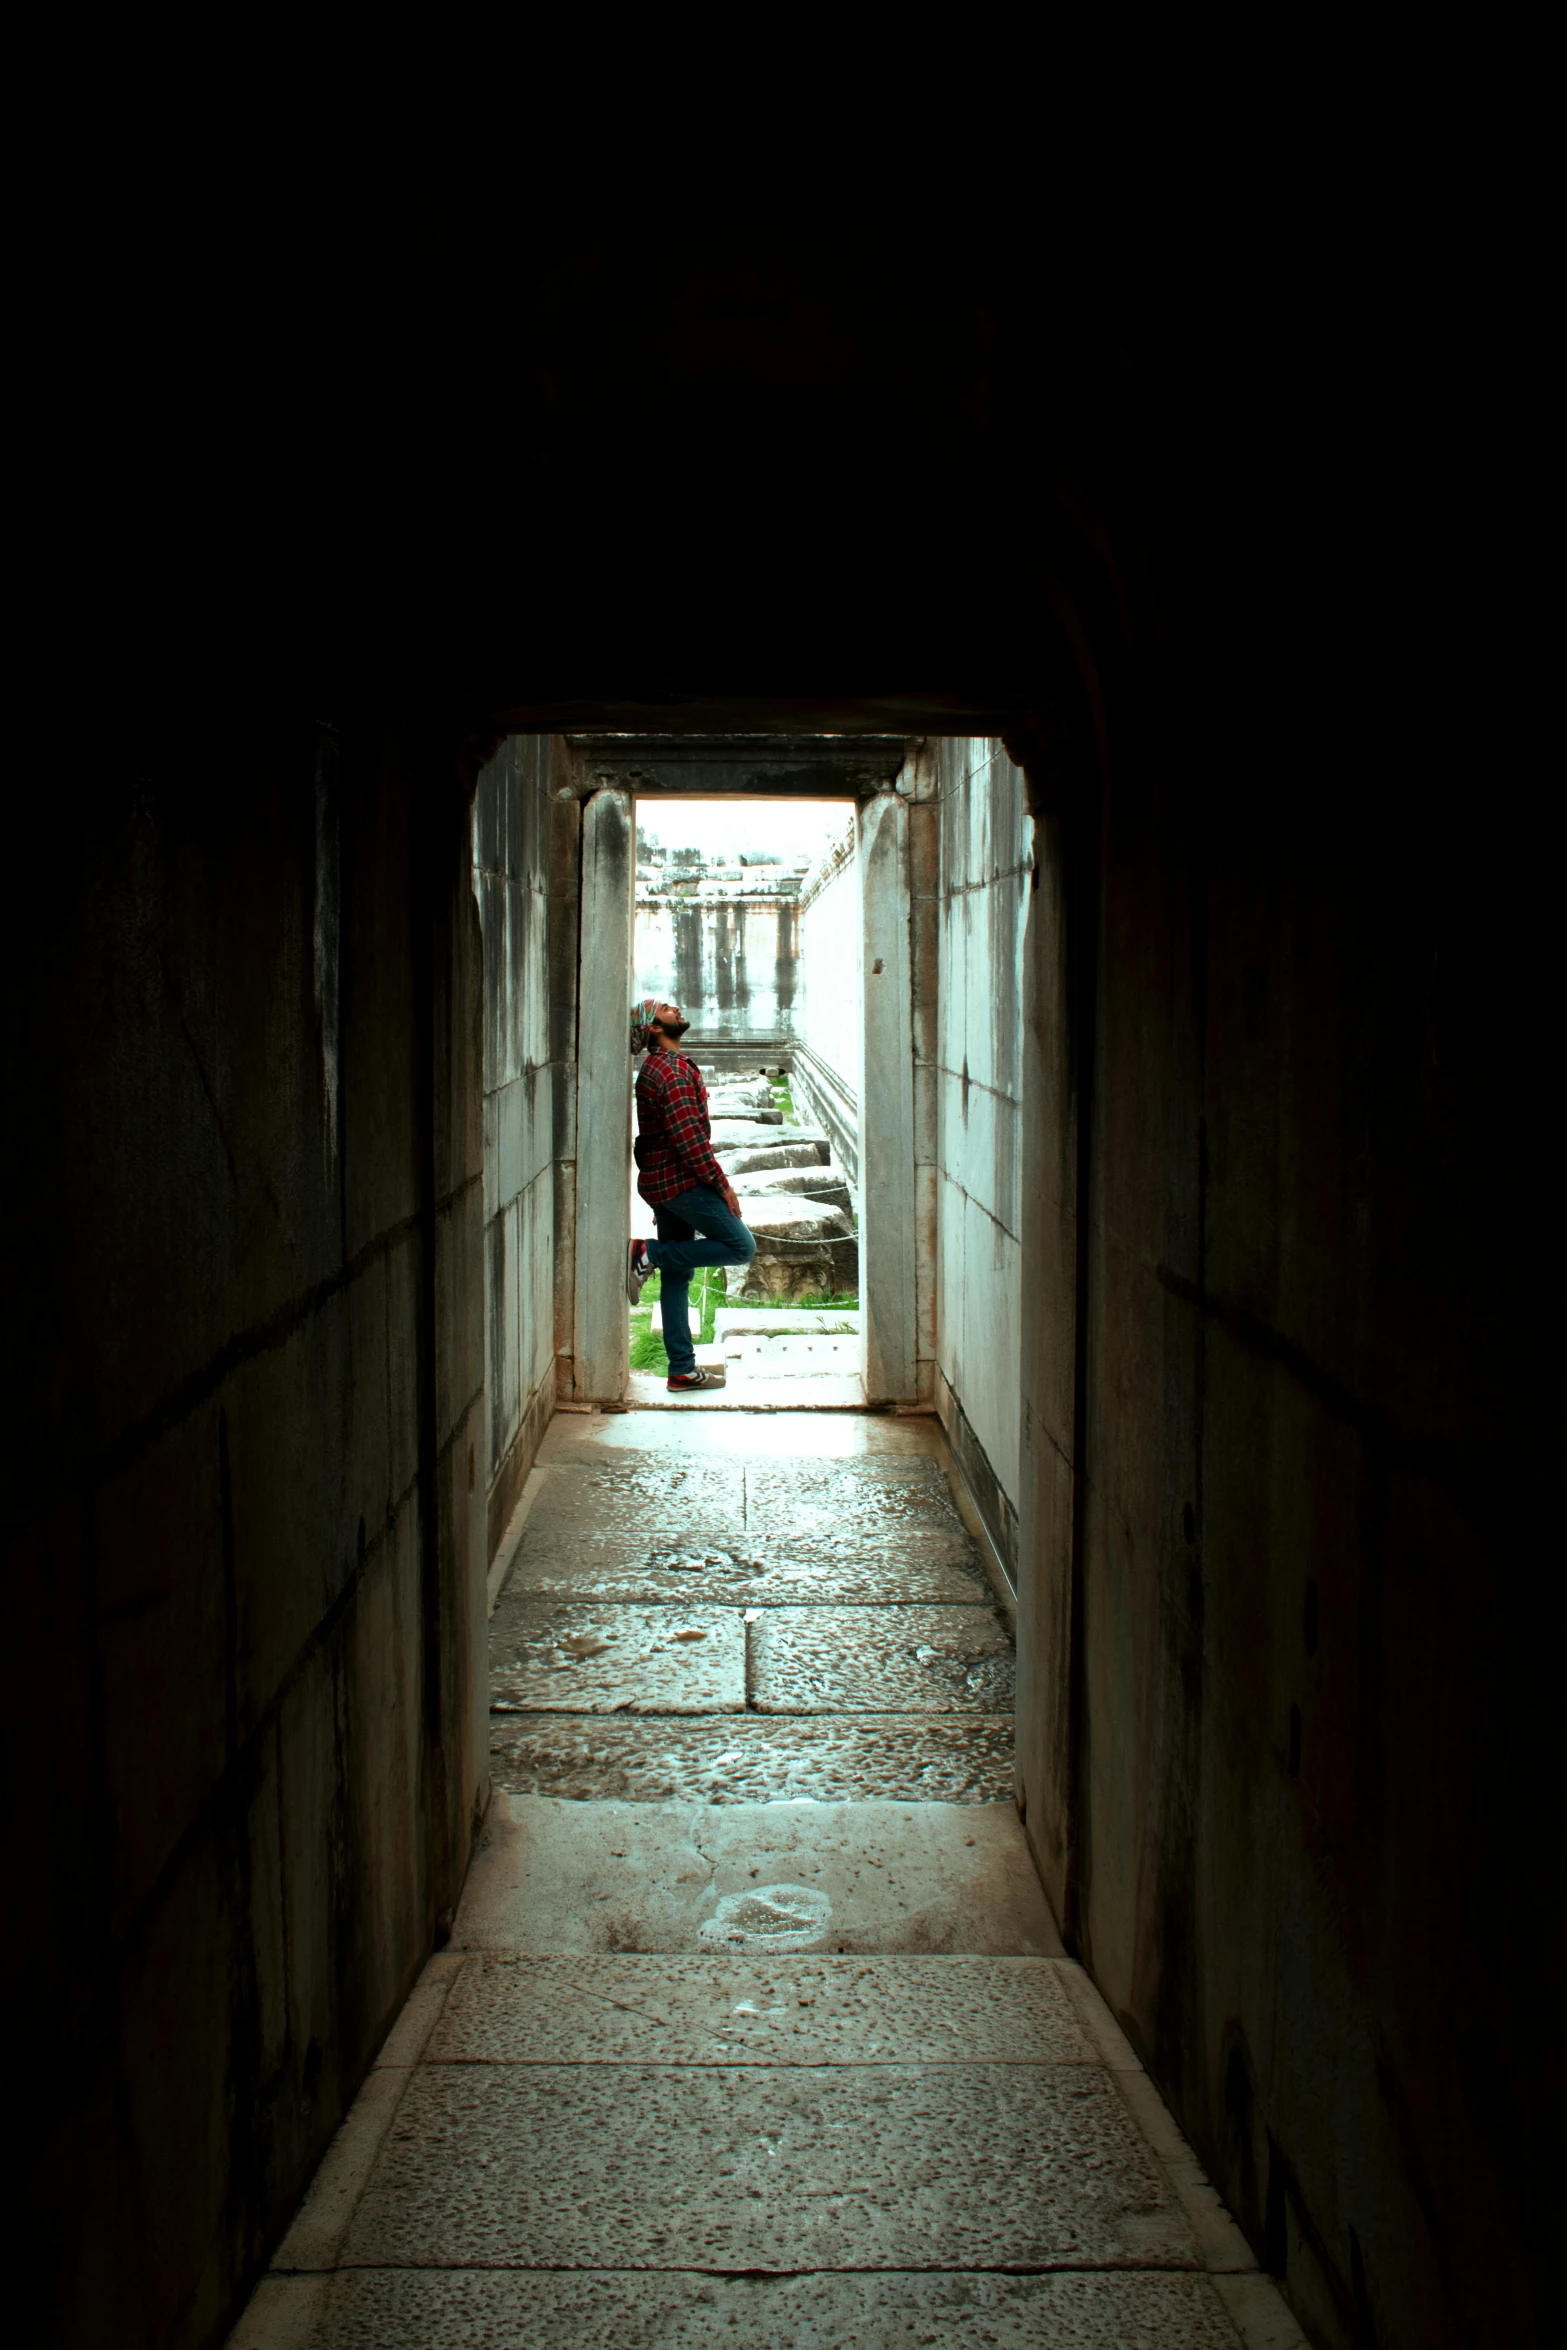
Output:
(1005, 723), (1559, 2350)
(932, 739), (1031, 1582)
(472, 739), (564, 1550)
(4, 710), (487, 2350)
(791, 819), (861, 1183)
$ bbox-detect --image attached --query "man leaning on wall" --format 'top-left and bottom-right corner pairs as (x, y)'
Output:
(625, 997), (756, 1389)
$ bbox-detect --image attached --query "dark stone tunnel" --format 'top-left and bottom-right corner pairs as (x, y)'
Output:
(4, 97), (1554, 2350)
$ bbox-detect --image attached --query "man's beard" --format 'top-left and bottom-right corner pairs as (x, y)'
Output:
(659, 1017), (691, 1040)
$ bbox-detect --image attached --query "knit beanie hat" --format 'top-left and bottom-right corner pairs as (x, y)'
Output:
(630, 996), (662, 1054)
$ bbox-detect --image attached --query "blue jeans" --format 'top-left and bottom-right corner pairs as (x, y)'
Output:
(646, 1186), (756, 1375)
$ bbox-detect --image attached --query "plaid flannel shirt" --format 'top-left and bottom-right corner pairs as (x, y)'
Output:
(634, 1050), (729, 1207)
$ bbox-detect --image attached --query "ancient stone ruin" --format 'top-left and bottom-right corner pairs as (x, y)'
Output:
(703, 1070), (858, 1302)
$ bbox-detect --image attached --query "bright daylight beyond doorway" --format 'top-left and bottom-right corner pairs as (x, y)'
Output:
(629, 797), (863, 1405)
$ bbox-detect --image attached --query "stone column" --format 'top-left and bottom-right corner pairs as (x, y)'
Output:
(571, 787), (634, 1399)
(860, 788), (919, 1400)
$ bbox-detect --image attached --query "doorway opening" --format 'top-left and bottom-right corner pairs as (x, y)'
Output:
(629, 795), (863, 1405)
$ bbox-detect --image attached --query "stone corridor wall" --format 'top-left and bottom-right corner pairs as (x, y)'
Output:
(4, 712), (487, 2350)
(1010, 737), (1555, 2350)
(472, 739), (570, 1551)
(791, 818), (861, 1184)
(931, 740), (1031, 1581)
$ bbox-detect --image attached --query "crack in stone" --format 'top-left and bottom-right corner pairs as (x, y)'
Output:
(686, 1808), (721, 1898)
(550, 1979), (676, 2033)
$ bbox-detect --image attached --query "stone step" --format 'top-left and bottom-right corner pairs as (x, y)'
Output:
(721, 1334), (860, 1376)
(722, 1138), (832, 1174)
(737, 1196), (853, 1242)
(738, 1175), (852, 1217)
(705, 1085), (778, 1112)
(737, 1163), (851, 1199)
(713, 1308), (861, 1337)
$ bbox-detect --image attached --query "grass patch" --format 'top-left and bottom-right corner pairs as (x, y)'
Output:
(628, 1264), (721, 1373)
(771, 1078), (799, 1126)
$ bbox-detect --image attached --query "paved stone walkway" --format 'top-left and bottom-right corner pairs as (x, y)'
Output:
(233, 1412), (1303, 2348)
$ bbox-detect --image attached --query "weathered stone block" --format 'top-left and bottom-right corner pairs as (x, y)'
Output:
(741, 1178), (853, 1216)
(489, 1599), (745, 1712)
(341, 2059), (1191, 2271)
(706, 1081), (776, 1109)
(708, 1114), (787, 1144)
(739, 1197), (853, 1242)
(490, 1712), (1016, 1805)
(737, 1164), (852, 1202)
(726, 1234), (858, 1300)
(724, 1139), (832, 1174)
(751, 1603), (1014, 1713)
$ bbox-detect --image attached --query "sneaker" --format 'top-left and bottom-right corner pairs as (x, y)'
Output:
(666, 1368), (723, 1391)
(626, 1239), (653, 1303)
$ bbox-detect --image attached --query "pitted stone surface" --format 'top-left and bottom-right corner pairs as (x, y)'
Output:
(303, 2267), (1241, 2346)
(489, 1713), (1015, 1802)
(452, 1799), (1058, 1955)
(489, 1602), (744, 1712)
(752, 1606), (1016, 1713)
(747, 1460), (956, 1520)
(498, 1458), (987, 1604)
(506, 1462), (747, 1575)
(505, 1539), (988, 1606)
(430, 1955), (1092, 2065)
(542, 1458), (747, 1504)
(341, 2062), (1195, 2272)
(743, 1468), (980, 1570)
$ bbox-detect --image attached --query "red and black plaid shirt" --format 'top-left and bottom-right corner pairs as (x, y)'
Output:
(635, 1049), (728, 1207)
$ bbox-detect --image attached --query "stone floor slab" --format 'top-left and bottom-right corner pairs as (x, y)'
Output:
(746, 1459), (953, 1513)
(751, 1604), (1016, 1713)
(489, 1602), (745, 1713)
(506, 1538), (991, 1607)
(538, 1412), (947, 1462)
(340, 2060), (1195, 2272)
(452, 1797), (1059, 1954)
(296, 2267), (1241, 2347)
(489, 1712), (1016, 1803)
(507, 1462), (747, 1562)
(532, 1456), (746, 1502)
(233, 1404), (1313, 2350)
(743, 1464), (981, 1572)
(529, 1448), (937, 1480)
(625, 1371), (868, 1409)
(431, 1953), (1086, 2064)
